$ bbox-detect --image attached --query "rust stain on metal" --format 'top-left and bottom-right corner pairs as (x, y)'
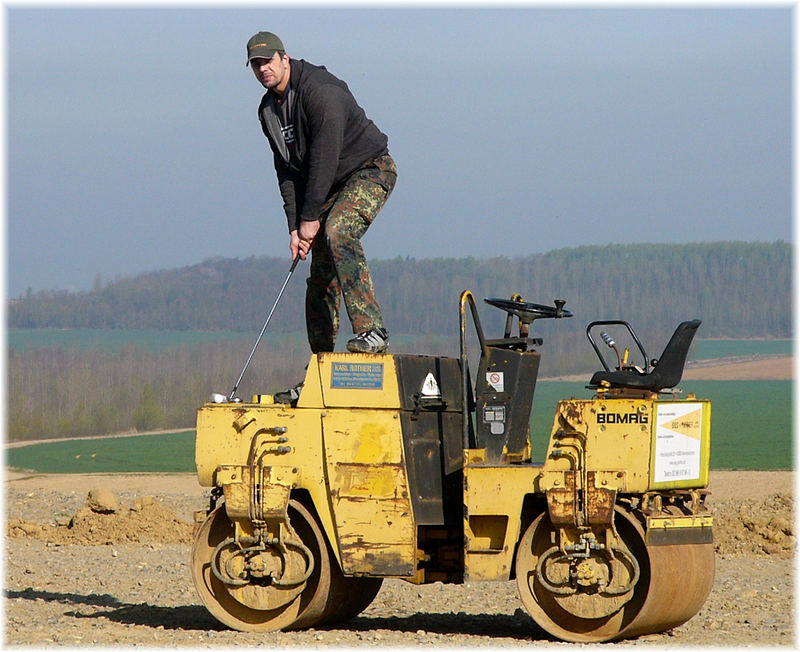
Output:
(546, 472), (576, 525)
(340, 546), (412, 576)
(562, 400), (583, 422)
(586, 471), (615, 525)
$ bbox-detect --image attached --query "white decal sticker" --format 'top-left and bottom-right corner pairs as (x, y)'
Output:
(421, 372), (441, 398)
(487, 371), (504, 392)
(653, 403), (703, 483)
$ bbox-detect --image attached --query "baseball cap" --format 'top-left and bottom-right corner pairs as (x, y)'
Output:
(246, 31), (284, 66)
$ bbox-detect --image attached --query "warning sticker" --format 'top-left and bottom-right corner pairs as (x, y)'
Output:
(421, 372), (441, 398)
(653, 403), (704, 483)
(331, 362), (384, 389)
(486, 371), (504, 392)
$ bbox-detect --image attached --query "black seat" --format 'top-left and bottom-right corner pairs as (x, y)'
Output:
(588, 320), (701, 392)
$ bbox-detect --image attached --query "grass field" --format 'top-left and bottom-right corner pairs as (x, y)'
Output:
(6, 430), (195, 473)
(8, 329), (790, 359)
(691, 339), (792, 360)
(6, 380), (791, 473)
(530, 380), (793, 470)
(6, 431), (197, 474)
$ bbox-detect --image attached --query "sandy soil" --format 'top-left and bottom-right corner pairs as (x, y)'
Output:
(5, 468), (792, 502)
(4, 469), (795, 647)
(682, 355), (793, 380)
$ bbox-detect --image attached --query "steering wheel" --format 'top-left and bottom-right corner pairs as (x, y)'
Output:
(484, 298), (572, 323)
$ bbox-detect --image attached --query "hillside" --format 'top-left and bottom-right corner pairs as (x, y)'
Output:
(8, 241), (791, 443)
(9, 241), (791, 338)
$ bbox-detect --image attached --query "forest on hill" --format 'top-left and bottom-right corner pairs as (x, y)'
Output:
(8, 241), (791, 442)
(9, 241), (792, 338)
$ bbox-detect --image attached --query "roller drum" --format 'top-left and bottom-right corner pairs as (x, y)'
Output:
(516, 506), (715, 642)
(615, 539), (715, 640)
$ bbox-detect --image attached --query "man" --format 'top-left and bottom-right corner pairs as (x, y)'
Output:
(246, 31), (397, 403)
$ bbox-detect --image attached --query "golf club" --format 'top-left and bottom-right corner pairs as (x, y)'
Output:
(225, 255), (301, 401)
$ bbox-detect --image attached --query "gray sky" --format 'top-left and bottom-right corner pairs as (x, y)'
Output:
(6, 6), (792, 298)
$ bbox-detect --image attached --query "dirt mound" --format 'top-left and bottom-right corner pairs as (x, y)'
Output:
(7, 490), (193, 545)
(6, 484), (794, 558)
(712, 493), (794, 558)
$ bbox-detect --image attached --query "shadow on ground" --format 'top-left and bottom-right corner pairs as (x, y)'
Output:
(6, 587), (550, 640)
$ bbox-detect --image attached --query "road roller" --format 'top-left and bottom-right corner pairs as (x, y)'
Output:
(192, 290), (714, 642)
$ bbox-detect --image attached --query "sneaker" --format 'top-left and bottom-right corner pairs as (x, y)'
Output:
(274, 381), (303, 405)
(346, 327), (389, 354)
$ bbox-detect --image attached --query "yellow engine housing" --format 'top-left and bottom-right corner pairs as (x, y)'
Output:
(197, 353), (419, 576)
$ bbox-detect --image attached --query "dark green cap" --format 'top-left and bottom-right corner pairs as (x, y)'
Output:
(246, 31), (284, 66)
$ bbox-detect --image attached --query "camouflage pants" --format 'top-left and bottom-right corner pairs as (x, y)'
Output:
(306, 154), (397, 353)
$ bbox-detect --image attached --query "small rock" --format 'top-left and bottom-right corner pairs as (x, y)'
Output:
(132, 496), (155, 512)
(86, 489), (119, 514)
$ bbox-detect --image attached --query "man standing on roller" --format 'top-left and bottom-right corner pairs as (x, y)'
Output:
(246, 31), (397, 403)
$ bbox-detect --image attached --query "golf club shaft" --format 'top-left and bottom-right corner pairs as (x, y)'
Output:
(228, 255), (301, 400)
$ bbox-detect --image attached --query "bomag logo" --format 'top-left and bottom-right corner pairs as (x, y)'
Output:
(597, 412), (649, 424)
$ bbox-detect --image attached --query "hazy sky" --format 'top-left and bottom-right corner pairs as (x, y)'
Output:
(6, 5), (792, 298)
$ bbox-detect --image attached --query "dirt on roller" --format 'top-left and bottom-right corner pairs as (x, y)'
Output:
(4, 468), (794, 647)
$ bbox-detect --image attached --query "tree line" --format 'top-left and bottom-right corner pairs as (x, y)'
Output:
(7, 329), (601, 443)
(10, 241), (792, 338)
(8, 338), (308, 442)
(8, 241), (790, 442)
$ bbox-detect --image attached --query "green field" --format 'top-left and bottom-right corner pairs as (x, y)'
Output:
(7, 329), (453, 361)
(530, 380), (793, 470)
(692, 339), (792, 360)
(9, 328), (790, 360)
(6, 379), (792, 473)
(6, 431), (197, 474)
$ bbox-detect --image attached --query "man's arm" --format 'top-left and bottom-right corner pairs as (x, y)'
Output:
(276, 154), (301, 232)
(276, 156), (314, 260)
(297, 83), (349, 224)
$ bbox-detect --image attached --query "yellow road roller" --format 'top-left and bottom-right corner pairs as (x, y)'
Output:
(192, 290), (714, 642)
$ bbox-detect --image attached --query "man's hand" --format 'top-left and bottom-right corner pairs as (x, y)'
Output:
(299, 219), (321, 245)
(290, 222), (316, 261)
(289, 230), (305, 260)
(290, 220), (320, 261)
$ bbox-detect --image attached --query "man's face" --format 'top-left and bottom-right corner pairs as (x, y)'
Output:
(251, 52), (291, 93)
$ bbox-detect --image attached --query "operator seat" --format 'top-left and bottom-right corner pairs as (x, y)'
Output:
(588, 320), (701, 392)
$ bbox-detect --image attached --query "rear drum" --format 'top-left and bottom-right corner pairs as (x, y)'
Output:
(515, 507), (714, 642)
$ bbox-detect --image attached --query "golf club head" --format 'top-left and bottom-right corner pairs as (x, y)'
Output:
(210, 393), (229, 404)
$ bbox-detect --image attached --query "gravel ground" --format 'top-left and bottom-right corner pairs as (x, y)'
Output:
(4, 471), (796, 647)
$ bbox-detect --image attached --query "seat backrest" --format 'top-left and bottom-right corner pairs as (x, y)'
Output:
(651, 319), (702, 389)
